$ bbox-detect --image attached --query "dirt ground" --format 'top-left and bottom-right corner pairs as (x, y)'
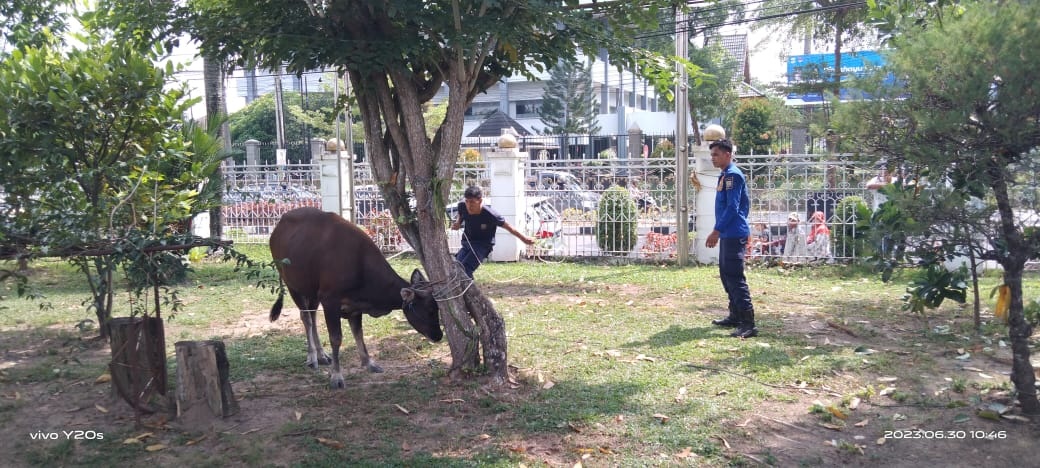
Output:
(722, 314), (1040, 467)
(1, 302), (1038, 467)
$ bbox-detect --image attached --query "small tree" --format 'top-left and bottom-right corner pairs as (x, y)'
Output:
(732, 99), (773, 155)
(596, 186), (638, 255)
(539, 58), (600, 158)
(0, 11), (222, 337)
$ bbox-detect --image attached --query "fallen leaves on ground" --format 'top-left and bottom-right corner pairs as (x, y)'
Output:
(675, 447), (696, 459)
(316, 437), (344, 449)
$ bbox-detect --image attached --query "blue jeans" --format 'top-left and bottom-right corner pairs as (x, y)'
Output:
(719, 237), (754, 321)
(456, 241), (493, 278)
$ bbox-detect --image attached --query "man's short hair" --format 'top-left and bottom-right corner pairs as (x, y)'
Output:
(464, 185), (483, 199)
(709, 138), (733, 153)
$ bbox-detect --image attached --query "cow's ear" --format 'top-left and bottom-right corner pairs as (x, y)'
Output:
(410, 269), (427, 284)
(401, 288), (415, 302)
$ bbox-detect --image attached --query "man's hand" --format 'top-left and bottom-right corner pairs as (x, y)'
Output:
(705, 230), (721, 248)
(450, 220), (461, 230)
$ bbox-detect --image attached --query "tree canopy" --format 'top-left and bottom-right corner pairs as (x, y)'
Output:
(187, 0), (695, 382)
(0, 0), (70, 52)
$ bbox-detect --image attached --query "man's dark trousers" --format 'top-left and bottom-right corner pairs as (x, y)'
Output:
(456, 241), (493, 279)
(719, 237), (754, 324)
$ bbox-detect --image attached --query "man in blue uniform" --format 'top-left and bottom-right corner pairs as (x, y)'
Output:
(704, 139), (757, 338)
(451, 186), (534, 278)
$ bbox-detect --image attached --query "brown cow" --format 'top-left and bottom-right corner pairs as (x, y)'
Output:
(269, 207), (443, 389)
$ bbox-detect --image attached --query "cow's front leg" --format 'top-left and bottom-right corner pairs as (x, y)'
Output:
(322, 306), (346, 389)
(300, 309), (331, 368)
(348, 314), (383, 373)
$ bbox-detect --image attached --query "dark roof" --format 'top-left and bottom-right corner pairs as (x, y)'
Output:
(708, 33), (749, 84)
(737, 82), (768, 99)
(466, 110), (532, 138)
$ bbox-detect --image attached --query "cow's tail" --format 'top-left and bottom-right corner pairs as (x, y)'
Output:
(270, 277), (285, 322)
(268, 295), (284, 324)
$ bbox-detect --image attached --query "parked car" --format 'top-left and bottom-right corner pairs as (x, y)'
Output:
(445, 195), (561, 233)
(528, 170), (601, 213)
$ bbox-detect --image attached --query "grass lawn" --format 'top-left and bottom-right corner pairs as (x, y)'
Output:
(1, 248), (1038, 467)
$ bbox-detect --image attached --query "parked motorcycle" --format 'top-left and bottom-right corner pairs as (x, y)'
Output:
(631, 190), (660, 214)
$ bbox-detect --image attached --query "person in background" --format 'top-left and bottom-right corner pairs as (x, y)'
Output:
(865, 164), (896, 210)
(782, 212), (808, 261)
(806, 211), (832, 259)
(704, 139), (758, 339)
(450, 185), (534, 278)
(748, 222), (772, 256)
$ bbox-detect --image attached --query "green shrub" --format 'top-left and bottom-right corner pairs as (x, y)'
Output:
(832, 195), (872, 258)
(595, 185), (638, 254)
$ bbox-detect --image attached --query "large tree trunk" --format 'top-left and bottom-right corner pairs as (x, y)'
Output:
(203, 55), (227, 239)
(1003, 263), (1038, 413)
(349, 64), (510, 383)
(991, 161), (1039, 413)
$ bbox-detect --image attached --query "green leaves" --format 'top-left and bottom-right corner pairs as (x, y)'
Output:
(901, 263), (967, 315)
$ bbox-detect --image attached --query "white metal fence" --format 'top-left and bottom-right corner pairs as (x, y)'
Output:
(221, 163), (322, 243)
(220, 154), (880, 262)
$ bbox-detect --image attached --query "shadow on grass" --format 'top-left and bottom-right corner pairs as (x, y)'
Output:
(622, 324), (718, 349)
(3, 321), (726, 466)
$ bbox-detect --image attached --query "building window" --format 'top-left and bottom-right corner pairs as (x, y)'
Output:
(464, 102), (498, 120)
(514, 100), (542, 118)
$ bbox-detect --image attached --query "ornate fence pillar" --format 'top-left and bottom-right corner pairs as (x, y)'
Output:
(320, 138), (351, 220)
(244, 139), (260, 166)
(486, 130), (528, 262)
(694, 125), (726, 264)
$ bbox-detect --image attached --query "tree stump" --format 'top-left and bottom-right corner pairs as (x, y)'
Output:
(174, 340), (238, 428)
(108, 316), (167, 414)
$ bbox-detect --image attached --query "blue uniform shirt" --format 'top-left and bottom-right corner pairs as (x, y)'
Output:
(713, 162), (751, 239)
(457, 201), (505, 245)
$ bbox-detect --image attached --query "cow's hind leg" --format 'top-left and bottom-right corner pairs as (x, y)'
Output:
(347, 314), (383, 373)
(301, 309), (332, 367)
(322, 303), (346, 389)
(290, 292), (331, 368)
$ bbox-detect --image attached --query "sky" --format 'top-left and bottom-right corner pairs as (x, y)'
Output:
(746, 28), (796, 84)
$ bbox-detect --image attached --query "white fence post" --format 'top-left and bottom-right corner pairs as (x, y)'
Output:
(318, 139), (348, 217)
(486, 131), (527, 262)
(694, 140), (721, 264)
(244, 139), (260, 165)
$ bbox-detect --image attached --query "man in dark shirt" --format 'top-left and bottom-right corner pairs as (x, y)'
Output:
(451, 186), (534, 278)
(704, 139), (757, 338)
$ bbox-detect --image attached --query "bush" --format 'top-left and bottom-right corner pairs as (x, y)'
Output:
(596, 185), (638, 254)
(832, 196), (872, 258)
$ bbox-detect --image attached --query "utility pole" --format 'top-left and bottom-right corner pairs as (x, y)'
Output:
(273, 65), (287, 162)
(345, 71), (357, 221)
(675, 6), (690, 266)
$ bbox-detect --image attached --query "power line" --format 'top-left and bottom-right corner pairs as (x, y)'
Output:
(636, 1), (868, 40)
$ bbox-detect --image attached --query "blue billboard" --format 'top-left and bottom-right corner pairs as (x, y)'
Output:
(785, 50), (888, 104)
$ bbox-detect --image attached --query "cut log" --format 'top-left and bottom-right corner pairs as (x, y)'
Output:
(108, 316), (167, 414)
(175, 340), (239, 428)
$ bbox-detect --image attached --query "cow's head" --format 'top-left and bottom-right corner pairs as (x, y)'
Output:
(400, 269), (443, 343)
